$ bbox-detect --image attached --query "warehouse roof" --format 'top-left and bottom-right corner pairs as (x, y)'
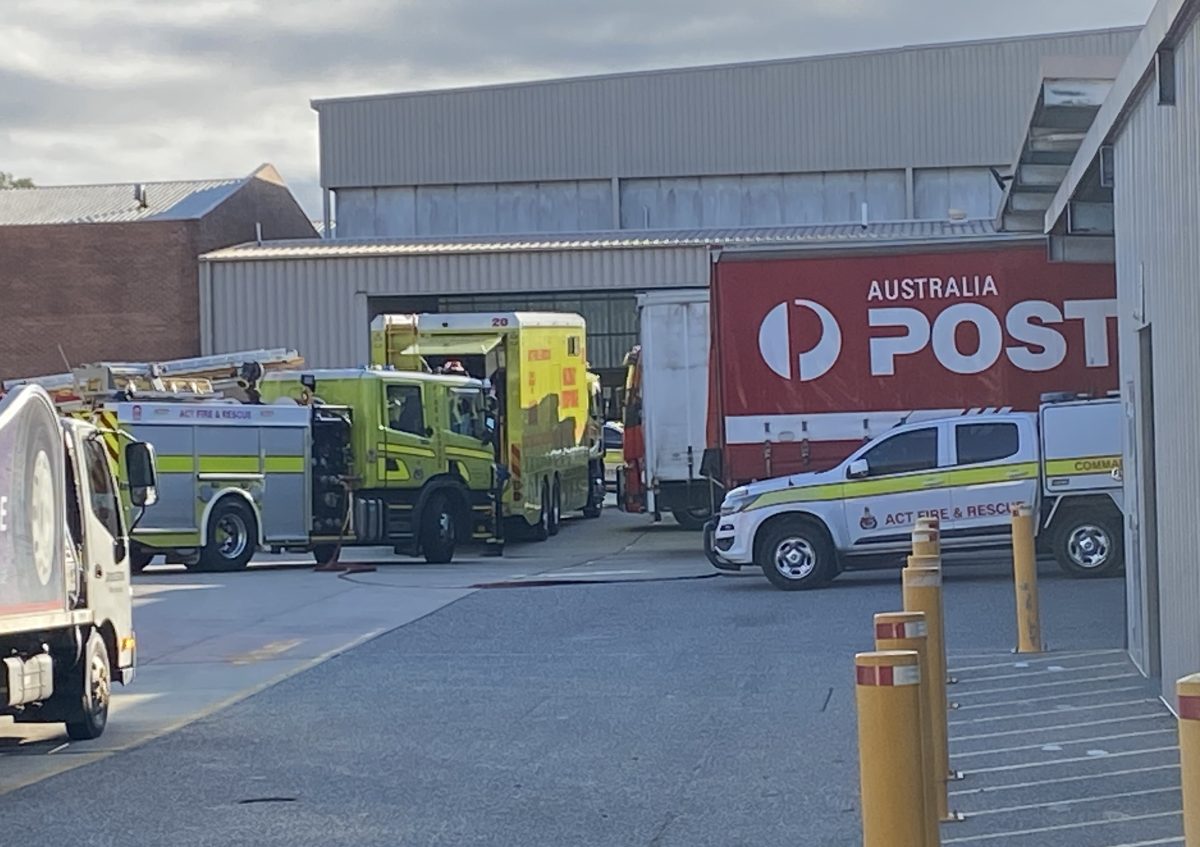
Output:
(311, 28), (1139, 189)
(0, 163), (284, 226)
(203, 219), (1028, 262)
(1047, 0), (1195, 235)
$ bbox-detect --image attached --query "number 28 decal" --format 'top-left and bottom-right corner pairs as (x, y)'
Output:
(491, 317), (509, 327)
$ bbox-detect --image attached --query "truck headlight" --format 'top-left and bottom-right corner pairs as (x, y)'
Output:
(720, 489), (757, 515)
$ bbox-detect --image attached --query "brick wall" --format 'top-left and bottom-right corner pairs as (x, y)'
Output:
(198, 176), (317, 252)
(0, 177), (316, 381)
(0, 221), (200, 380)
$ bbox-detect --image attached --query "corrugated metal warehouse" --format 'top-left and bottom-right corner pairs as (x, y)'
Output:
(1048, 0), (1200, 704)
(201, 26), (1138, 386)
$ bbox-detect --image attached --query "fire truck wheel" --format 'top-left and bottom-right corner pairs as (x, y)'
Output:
(129, 548), (155, 573)
(198, 498), (258, 572)
(1052, 509), (1123, 578)
(548, 476), (562, 536)
(756, 517), (836, 591)
(671, 506), (712, 532)
(530, 480), (551, 542)
(312, 544), (341, 568)
(421, 493), (457, 564)
(64, 632), (110, 741)
(583, 469), (604, 519)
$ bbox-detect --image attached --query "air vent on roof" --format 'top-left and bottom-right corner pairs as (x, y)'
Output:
(133, 184), (148, 209)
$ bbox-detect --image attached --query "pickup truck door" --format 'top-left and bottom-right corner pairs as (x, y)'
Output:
(946, 418), (1039, 544)
(843, 423), (952, 550)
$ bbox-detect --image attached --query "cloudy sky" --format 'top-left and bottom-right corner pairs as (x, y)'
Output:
(2, 0), (1155, 217)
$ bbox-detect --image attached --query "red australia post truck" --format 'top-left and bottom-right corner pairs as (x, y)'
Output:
(700, 240), (1118, 502)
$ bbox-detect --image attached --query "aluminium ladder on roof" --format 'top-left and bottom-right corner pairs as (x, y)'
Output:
(1, 348), (304, 409)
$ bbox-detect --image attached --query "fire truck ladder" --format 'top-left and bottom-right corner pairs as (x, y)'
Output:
(2, 348), (304, 410)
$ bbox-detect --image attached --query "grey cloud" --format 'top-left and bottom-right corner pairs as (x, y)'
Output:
(1, 0), (1156, 217)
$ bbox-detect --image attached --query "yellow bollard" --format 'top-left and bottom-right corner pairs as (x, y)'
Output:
(1011, 506), (1042, 654)
(875, 613), (940, 847)
(903, 565), (956, 817)
(912, 528), (940, 558)
(855, 650), (929, 847)
(908, 553), (941, 571)
(1180, 674), (1200, 846)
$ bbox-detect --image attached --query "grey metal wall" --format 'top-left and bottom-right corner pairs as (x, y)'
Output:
(336, 180), (614, 238)
(316, 29), (1138, 190)
(335, 166), (1008, 238)
(1112, 8), (1200, 701)
(199, 245), (708, 369)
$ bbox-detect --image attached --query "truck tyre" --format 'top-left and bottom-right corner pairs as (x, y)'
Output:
(583, 468), (604, 519)
(671, 506), (712, 532)
(1052, 509), (1123, 578)
(548, 476), (562, 536)
(529, 480), (551, 542)
(129, 548), (155, 574)
(312, 544), (341, 568)
(198, 498), (258, 572)
(756, 517), (837, 591)
(420, 493), (457, 564)
(64, 632), (111, 741)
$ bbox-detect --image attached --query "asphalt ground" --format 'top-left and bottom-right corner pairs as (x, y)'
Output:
(0, 509), (1183, 846)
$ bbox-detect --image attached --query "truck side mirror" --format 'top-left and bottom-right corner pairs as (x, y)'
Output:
(125, 441), (159, 507)
(847, 458), (870, 479)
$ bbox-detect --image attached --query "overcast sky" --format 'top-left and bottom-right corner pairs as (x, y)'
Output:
(2, 0), (1155, 217)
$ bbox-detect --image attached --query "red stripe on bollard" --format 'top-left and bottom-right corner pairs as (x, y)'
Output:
(1180, 694), (1200, 721)
(857, 664), (921, 687)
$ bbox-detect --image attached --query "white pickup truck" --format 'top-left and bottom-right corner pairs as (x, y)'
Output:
(1, 384), (157, 739)
(705, 394), (1122, 590)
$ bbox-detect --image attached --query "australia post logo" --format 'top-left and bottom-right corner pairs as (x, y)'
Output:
(757, 274), (1117, 382)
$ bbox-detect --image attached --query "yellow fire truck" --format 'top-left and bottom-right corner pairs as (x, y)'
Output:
(371, 312), (606, 537)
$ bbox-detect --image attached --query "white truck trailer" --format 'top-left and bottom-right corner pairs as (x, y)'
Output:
(617, 289), (714, 529)
(1, 384), (156, 739)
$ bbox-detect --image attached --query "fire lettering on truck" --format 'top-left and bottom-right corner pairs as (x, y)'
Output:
(878, 501), (1026, 527)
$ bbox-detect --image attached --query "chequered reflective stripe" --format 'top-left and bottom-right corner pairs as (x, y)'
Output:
(509, 444), (522, 501)
(95, 410), (120, 466)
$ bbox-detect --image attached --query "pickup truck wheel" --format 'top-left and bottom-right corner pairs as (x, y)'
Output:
(421, 493), (457, 564)
(1052, 510), (1123, 578)
(548, 477), (562, 536)
(64, 632), (111, 741)
(672, 506), (712, 531)
(198, 499), (257, 572)
(757, 518), (836, 591)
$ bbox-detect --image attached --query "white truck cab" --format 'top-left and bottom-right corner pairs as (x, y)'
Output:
(705, 395), (1122, 590)
(1, 385), (156, 739)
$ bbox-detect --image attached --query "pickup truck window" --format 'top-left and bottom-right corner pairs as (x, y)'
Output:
(862, 427), (938, 476)
(955, 422), (1019, 465)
